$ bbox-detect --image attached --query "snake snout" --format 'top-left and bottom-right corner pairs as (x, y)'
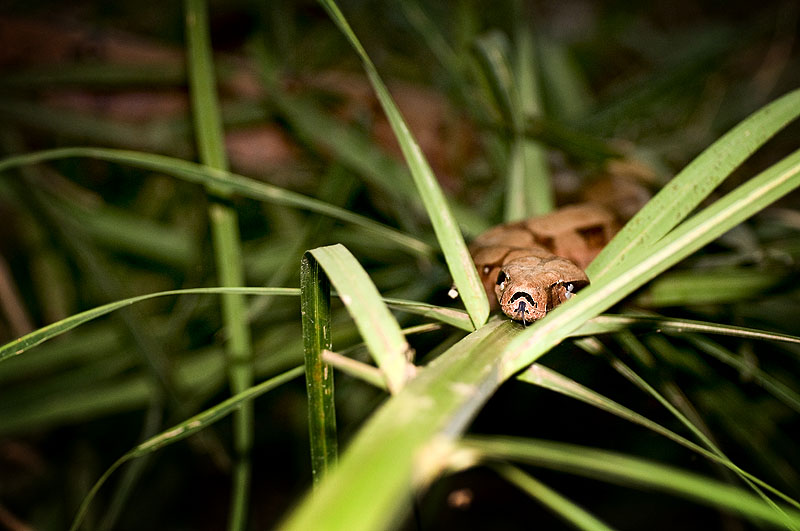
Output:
(502, 289), (544, 323)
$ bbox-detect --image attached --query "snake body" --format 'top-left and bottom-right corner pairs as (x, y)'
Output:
(470, 203), (620, 323)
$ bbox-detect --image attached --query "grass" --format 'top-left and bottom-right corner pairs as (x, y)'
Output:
(1, 1), (799, 530)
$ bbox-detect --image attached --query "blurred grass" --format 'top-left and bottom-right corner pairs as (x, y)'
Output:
(0, 0), (798, 530)
(184, 0), (255, 528)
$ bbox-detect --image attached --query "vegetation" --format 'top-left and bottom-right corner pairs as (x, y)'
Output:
(0, 1), (798, 530)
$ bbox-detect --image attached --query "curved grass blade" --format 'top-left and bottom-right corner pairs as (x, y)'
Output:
(588, 88), (800, 281)
(383, 298), (473, 331)
(503, 147), (800, 378)
(0, 287), (474, 367)
(491, 464), (615, 531)
(634, 266), (790, 307)
(584, 333), (792, 517)
(473, 31), (519, 130)
(0, 287), (299, 363)
(517, 363), (800, 510)
(280, 319), (517, 531)
(69, 366), (304, 531)
(307, 244), (412, 393)
(464, 436), (800, 529)
(688, 335), (800, 414)
(282, 142), (800, 531)
(571, 314), (800, 346)
(0, 147), (433, 258)
(317, 0), (489, 328)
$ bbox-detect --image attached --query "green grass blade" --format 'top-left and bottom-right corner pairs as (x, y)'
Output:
(491, 464), (615, 531)
(634, 266), (789, 307)
(473, 31), (518, 129)
(0, 147), (433, 257)
(259, 82), (490, 238)
(538, 40), (593, 121)
(308, 245), (413, 393)
(588, 88), (800, 281)
(572, 314), (800, 346)
(520, 360), (800, 512)
(465, 436), (800, 529)
(280, 319), (517, 531)
(586, 334), (791, 516)
(281, 141), (800, 531)
(322, 350), (387, 390)
(518, 363), (714, 456)
(689, 335), (800, 414)
(69, 366), (304, 531)
(503, 147), (800, 378)
(300, 253), (338, 485)
(514, 27), (554, 216)
(0, 287), (475, 367)
(383, 298), (473, 331)
(0, 287), (299, 363)
(317, 0), (489, 328)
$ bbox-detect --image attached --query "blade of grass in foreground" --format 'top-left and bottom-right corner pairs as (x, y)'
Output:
(300, 253), (337, 486)
(69, 366), (304, 531)
(0, 148), (433, 258)
(306, 245), (412, 393)
(588, 88), (800, 281)
(518, 363), (800, 511)
(318, 0), (489, 329)
(0, 287), (474, 367)
(280, 318), (517, 531)
(465, 436), (800, 529)
(282, 129), (800, 531)
(571, 314), (800, 345)
(504, 147), (800, 378)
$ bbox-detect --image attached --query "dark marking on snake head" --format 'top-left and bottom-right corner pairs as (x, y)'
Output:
(509, 291), (536, 308)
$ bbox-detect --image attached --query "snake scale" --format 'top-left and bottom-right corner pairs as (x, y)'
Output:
(469, 203), (621, 323)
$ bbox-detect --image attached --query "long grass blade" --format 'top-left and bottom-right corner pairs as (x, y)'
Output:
(503, 147), (800, 378)
(280, 319), (517, 531)
(383, 298), (473, 331)
(571, 314), (800, 345)
(688, 335), (800, 414)
(307, 245), (412, 393)
(465, 436), (800, 529)
(300, 253), (338, 485)
(69, 366), (304, 531)
(0, 147), (434, 257)
(519, 360), (800, 511)
(317, 0), (489, 328)
(491, 463), (615, 531)
(0, 287), (299, 363)
(588, 88), (800, 280)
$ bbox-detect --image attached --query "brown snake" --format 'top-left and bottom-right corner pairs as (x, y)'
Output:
(469, 203), (620, 323)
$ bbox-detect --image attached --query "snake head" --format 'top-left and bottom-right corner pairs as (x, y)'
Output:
(494, 256), (589, 323)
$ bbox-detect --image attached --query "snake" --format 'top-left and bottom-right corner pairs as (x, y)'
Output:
(469, 203), (621, 323)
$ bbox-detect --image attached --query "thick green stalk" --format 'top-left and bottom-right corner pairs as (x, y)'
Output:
(184, 0), (254, 529)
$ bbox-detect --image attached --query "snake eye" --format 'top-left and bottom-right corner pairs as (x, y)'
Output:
(496, 271), (507, 286)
